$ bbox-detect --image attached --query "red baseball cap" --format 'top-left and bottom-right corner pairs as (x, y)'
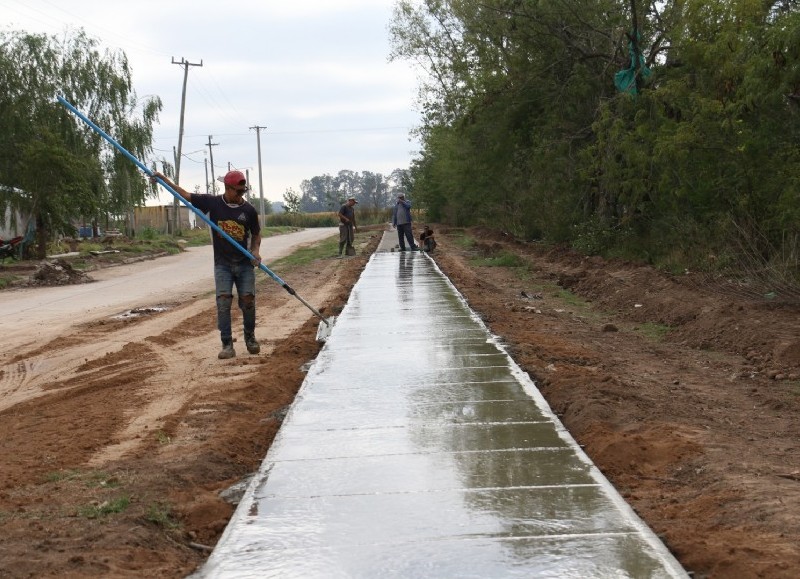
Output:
(223, 170), (247, 187)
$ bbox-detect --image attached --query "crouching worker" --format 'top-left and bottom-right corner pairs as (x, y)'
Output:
(420, 225), (437, 252)
(153, 170), (262, 359)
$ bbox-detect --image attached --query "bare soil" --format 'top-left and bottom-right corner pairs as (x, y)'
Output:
(1, 226), (799, 578)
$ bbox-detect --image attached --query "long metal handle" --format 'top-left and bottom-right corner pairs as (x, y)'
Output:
(58, 96), (330, 326)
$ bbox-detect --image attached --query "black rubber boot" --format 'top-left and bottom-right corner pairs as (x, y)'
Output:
(218, 340), (236, 359)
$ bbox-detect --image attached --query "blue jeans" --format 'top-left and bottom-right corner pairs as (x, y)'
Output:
(214, 261), (256, 343)
(396, 223), (417, 250)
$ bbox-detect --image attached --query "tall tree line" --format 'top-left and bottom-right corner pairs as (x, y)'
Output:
(391, 0), (800, 271)
(0, 30), (161, 257)
(292, 168), (411, 212)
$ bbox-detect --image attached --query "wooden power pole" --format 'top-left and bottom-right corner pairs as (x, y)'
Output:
(250, 125), (267, 226)
(171, 57), (203, 234)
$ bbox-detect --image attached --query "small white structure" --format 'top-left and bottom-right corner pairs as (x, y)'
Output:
(1, 186), (31, 239)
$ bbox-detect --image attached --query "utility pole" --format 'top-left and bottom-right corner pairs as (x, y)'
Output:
(170, 146), (178, 235)
(245, 169), (251, 202)
(171, 56), (203, 234)
(204, 157), (209, 194)
(250, 125), (267, 227)
(206, 135), (218, 191)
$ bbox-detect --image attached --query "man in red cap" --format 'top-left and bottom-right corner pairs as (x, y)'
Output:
(153, 169), (262, 359)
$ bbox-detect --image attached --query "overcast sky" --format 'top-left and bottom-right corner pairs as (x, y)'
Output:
(2, 0), (422, 205)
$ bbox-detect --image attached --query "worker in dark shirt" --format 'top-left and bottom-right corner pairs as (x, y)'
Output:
(337, 197), (358, 257)
(153, 170), (262, 359)
(420, 225), (437, 252)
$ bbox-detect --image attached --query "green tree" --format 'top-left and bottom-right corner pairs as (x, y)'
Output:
(388, 168), (411, 201)
(299, 174), (337, 212)
(391, 0), (800, 276)
(0, 29), (161, 257)
(282, 187), (302, 213)
(298, 170), (396, 210)
(586, 1), (800, 262)
(390, 0), (631, 237)
(335, 169), (361, 202)
(357, 171), (389, 208)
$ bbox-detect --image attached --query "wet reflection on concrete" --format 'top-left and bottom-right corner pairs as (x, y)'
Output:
(196, 240), (688, 578)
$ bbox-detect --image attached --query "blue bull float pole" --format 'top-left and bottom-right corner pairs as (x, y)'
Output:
(58, 95), (333, 335)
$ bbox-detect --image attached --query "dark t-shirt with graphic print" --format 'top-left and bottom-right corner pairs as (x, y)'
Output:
(191, 194), (261, 265)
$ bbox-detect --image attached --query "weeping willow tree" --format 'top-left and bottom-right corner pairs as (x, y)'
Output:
(0, 29), (161, 257)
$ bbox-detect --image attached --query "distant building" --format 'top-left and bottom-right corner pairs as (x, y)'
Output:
(1, 185), (31, 239)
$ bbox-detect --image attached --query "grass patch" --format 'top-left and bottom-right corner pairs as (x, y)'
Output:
(77, 241), (105, 253)
(0, 274), (18, 289)
(44, 469), (120, 489)
(633, 321), (671, 342)
(470, 251), (527, 268)
(510, 267), (532, 281)
(44, 469), (83, 483)
(145, 502), (180, 529)
(450, 232), (475, 250)
(85, 472), (121, 489)
(120, 240), (181, 255)
(78, 495), (131, 519)
(550, 288), (602, 320)
(270, 235), (341, 269)
(175, 227), (211, 247)
(553, 288), (588, 308)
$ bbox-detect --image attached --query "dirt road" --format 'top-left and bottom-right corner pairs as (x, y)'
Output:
(1, 225), (798, 578)
(0, 228), (337, 354)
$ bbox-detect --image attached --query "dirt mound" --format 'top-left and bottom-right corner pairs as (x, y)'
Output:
(431, 226), (800, 579)
(26, 258), (93, 287)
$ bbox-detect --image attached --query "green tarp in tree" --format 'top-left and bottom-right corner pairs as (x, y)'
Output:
(615, 32), (651, 94)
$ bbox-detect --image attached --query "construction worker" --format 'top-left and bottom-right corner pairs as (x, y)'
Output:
(153, 170), (262, 359)
(337, 196), (358, 257)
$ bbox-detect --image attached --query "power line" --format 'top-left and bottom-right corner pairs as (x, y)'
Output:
(30, 0), (171, 58)
(169, 126), (414, 140)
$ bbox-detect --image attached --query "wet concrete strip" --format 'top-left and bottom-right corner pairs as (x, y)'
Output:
(195, 239), (688, 578)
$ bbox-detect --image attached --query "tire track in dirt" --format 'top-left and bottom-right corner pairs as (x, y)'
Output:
(0, 252), (360, 474)
(86, 250), (360, 464)
(0, 300), (205, 413)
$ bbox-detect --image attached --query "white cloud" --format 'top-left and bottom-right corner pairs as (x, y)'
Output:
(285, 96), (416, 120)
(1, 0), (422, 203)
